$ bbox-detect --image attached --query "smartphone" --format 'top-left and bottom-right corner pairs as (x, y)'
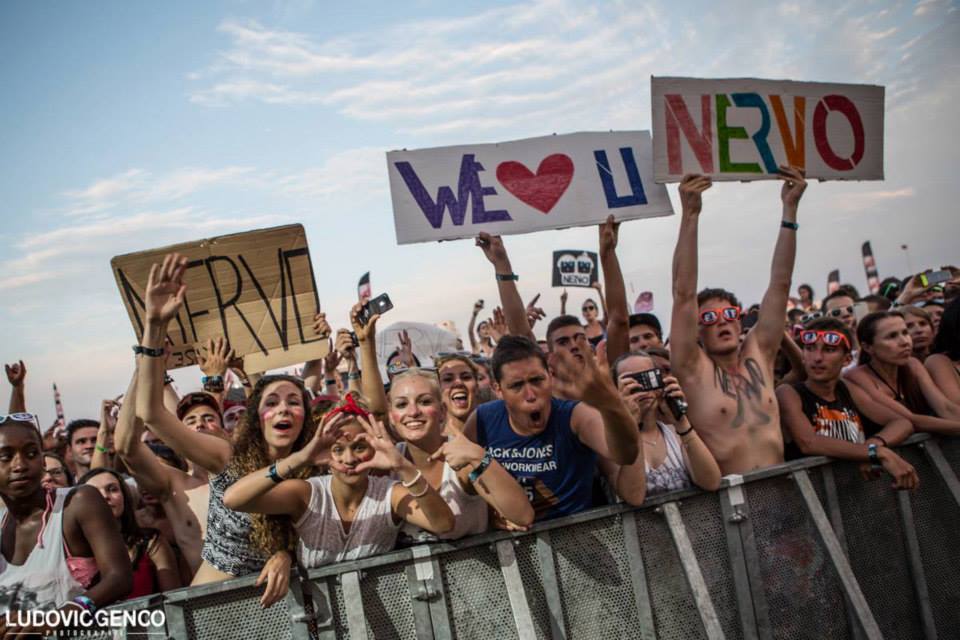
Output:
(920, 270), (951, 288)
(626, 368), (664, 392)
(853, 301), (870, 323)
(359, 293), (393, 325)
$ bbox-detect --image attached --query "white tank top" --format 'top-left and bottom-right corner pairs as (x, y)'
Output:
(0, 489), (84, 613)
(395, 442), (488, 543)
(294, 476), (400, 568)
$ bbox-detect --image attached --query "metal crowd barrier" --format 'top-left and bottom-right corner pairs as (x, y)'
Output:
(82, 433), (960, 639)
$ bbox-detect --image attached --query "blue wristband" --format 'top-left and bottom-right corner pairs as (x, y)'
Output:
(867, 443), (881, 467)
(73, 595), (96, 613)
(468, 452), (492, 483)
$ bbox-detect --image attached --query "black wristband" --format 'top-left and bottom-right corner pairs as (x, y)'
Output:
(781, 220), (799, 230)
(133, 345), (165, 358)
(163, 374), (175, 386)
(495, 273), (519, 281)
(675, 425), (694, 437)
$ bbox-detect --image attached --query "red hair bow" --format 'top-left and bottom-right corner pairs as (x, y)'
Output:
(325, 394), (370, 421)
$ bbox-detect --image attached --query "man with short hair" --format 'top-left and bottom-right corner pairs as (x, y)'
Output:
(545, 316), (587, 362)
(628, 313), (664, 352)
(776, 317), (917, 489)
(66, 418), (99, 476)
(822, 290), (858, 332)
(465, 335), (643, 519)
(670, 168), (807, 474)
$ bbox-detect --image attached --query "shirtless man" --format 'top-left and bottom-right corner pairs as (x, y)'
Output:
(670, 168), (807, 474)
(115, 370), (215, 576)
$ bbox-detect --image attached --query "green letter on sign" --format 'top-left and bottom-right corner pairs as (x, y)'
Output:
(716, 94), (761, 174)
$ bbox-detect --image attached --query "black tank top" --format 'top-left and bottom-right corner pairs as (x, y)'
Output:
(784, 381), (880, 460)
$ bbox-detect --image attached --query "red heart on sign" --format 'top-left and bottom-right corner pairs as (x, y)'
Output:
(496, 154), (574, 214)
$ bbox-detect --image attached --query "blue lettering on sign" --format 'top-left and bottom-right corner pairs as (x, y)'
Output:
(395, 154), (511, 229)
(594, 147), (648, 208)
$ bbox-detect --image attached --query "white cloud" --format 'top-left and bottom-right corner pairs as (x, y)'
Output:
(833, 187), (916, 211)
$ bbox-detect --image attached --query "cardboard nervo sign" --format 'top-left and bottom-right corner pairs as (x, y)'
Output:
(552, 250), (598, 288)
(651, 77), (884, 182)
(111, 224), (326, 373)
(387, 131), (674, 244)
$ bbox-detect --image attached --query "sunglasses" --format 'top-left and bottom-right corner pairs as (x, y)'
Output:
(827, 306), (853, 318)
(387, 362), (409, 375)
(800, 330), (851, 350)
(582, 305), (597, 312)
(800, 311), (823, 323)
(0, 413), (40, 430)
(699, 307), (741, 325)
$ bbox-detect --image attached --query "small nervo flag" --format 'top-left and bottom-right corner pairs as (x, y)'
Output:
(358, 272), (371, 302)
(861, 241), (880, 294)
(53, 383), (66, 436)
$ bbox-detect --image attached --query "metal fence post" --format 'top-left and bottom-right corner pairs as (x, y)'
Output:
(496, 539), (537, 640)
(535, 531), (568, 640)
(792, 470), (883, 640)
(719, 479), (770, 640)
(620, 515), (656, 640)
(896, 490), (939, 639)
(662, 501), (726, 640)
(921, 440), (960, 509)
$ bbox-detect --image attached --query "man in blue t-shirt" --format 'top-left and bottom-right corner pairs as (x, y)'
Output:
(465, 335), (643, 522)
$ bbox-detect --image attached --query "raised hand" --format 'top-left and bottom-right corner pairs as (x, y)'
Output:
(352, 415), (405, 474)
(323, 340), (341, 377)
(198, 337), (234, 378)
(428, 429), (485, 472)
(678, 174), (712, 216)
(549, 337), (619, 408)
(560, 289), (568, 306)
(659, 374), (687, 415)
(313, 312), (331, 341)
(486, 307), (508, 342)
(778, 165), (807, 209)
(473, 299), (484, 315)
(145, 253), (188, 325)
(100, 398), (120, 431)
(335, 329), (357, 362)
(525, 294), (545, 330)
(4, 360), (25, 387)
(599, 215), (620, 255)
(397, 329), (416, 367)
(476, 232), (510, 268)
(350, 303), (379, 342)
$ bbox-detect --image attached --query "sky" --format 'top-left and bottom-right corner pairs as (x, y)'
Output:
(1, 0), (958, 428)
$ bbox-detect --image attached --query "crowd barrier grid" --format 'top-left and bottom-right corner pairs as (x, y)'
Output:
(69, 433), (960, 640)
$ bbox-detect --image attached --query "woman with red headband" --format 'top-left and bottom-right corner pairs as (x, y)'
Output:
(223, 394), (454, 567)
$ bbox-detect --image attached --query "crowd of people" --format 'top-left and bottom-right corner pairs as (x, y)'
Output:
(0, 168), (957, 635)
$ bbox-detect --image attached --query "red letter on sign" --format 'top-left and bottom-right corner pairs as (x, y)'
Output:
(813, 95), (864, 171)
(665, 94), (714, 174)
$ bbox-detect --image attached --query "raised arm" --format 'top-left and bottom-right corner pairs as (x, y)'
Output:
(334, 329), (362, 395)
(197, 337), (233, 406)
(136, 253), (232, 474)
(90, 399), (118, 470)
(599, 216), (630, 364)
(467, 300), (483, 353)
(752, 167), (806, 356)
(351, 303), (388, 418)
(591, 281), (608, 322)
(776, 385), (918, 489)
(429, 425), (534, 527)
(670, 175), (712, 376)
(778, 332), (807, 385)
(5, 360), (26, 413)
(476, 232), (534, 340)
(115, 363), (177, 500)
(302, 312), (333, 394)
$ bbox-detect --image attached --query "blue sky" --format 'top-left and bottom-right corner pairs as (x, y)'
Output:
(2, 0), (958, 427)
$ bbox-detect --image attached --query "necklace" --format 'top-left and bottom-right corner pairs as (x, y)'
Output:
(867, 363), (903, 401)
(641, 426), (661, 448)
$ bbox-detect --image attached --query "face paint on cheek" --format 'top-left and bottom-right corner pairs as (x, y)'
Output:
(260, 408), (276, 423)
(356, 449), (374, 463)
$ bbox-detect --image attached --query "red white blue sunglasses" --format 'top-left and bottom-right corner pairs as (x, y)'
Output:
(800, 330), (850, 350)
(0, 413), (40, 430)
(699, 307), (741, 325)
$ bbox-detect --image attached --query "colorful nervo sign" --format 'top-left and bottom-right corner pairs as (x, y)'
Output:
(651, 77), (885, 182)
(386, 131), (674, 245)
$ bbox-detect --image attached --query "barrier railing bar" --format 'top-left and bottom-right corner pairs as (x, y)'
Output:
(920, 440), (960, 509)
(496, 539), (538, 640)
(896, 490), (939, 640)
(535, 530), (568, 640)
(719, 487), (760, 640)
(792, 470), (882, 640)
(161, 599), (187, 640)
(731, 486), (773, 640)
(284, 572), (316, 640)
(341, 570), (369, 640)
(404, 564), (435, 640)
(301, 577), (336, 640)
(820, 466), (865, 640)
(425, 557), (452, 640)
(662, 502), (726, 640)
(620, 514), (656, 640)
